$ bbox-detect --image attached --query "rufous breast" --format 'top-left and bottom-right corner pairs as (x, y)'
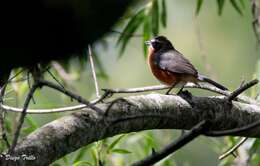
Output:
(147, 47), (179, 86)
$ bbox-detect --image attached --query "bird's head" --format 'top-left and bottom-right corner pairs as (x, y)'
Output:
(145, 36), (174, 52)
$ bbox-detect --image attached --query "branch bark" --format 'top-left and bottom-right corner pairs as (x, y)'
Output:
(3, 93), (260, 166)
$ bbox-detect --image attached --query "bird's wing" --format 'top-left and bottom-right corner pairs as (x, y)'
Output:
(156, 50), (198, 76)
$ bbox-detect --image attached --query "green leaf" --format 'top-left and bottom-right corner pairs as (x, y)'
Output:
(161, 0), (167, 27)
(217, 0), (225, 15)
(230, 0), (243, 15)
(72, 161), (92, 166)
(73, 145), (91, 163)
(91, 148), (98, 166)
(144, 133), (157, 148)
(25, 116), (38, 130)
(152, 0), (159, 36)
(111, 148), (132, 154)
(196, 0), (204, 15)
(143, 17), (151, 58)
(62, 155), (69, 166)
(142, 132), (158, 155)
(249, 138), (260, 154)
(107, 134), (125, 153)
(4, 117), (12, 133)
(22, 116), (39, 134)
(117, 9), (145, 57)
(52, 163), (63, 166)
(239, 0), (245, 8)
(17, 81), (29, 98)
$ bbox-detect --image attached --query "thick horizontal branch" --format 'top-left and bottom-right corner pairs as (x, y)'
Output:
(1, 82), (259, 114)
(3, 93), (260, 166)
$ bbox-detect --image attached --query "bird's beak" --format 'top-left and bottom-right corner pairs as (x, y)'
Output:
(145, 40), (151, 45)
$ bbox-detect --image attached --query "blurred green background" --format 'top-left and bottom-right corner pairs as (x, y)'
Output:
(3, 0), (260, 166)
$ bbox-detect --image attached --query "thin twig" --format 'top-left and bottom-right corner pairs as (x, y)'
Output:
(8, 65), (105, 152)
(4, 69), (25, 85)
(1, 80), (260, 114)
(1, 103), (87, 114)
(88, 45), (100, 98)
(205, 119), (260, 137)
(39, 79), (103, 114)
(131, 120), (208, 166)
(251, 0), (260, 44)
(102, 83), (224, 94)
(219, 79), (249, 160)
(27, 72), (36, 104)
(46, 68), (73, 102)
(8, 82), (39, 153)
(0, 85), (10, 149)
(51, 61), (74, 81)
(91, 90), (113, 104)
(104, 83), (259, 105)
(227, 79), (259, 102)
(46, 68), (66, 90)
(0, 90), (112, 114)
(219, 137), (248, 160)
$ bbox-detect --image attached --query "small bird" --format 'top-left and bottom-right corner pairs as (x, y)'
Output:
(145, 36), (228, 94)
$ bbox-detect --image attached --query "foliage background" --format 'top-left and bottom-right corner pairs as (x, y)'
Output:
(3, 0), (260, 165)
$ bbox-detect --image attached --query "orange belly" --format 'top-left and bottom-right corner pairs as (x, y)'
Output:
(147, 47), (198, 86)
(147, 47), (179, 86)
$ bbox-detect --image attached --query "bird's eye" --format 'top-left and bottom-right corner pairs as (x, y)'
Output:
(152, 41), (162, 50)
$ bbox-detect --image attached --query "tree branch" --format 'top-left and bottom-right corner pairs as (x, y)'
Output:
(131, 120), (208, 166)
(1, 82), (259, 114)
(219, 137), (248, 160)
(8, 82), (39, 154)
(2, 93), (260, 165)
(227, 79), (259, 102)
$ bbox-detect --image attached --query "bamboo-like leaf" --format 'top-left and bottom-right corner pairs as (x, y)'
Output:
(117, 9), (145, 57)
(22, 116), (39, 134)
(4, 118), (11, 133)
(239, 0), (245, 8)
(161, 0), (167, 27)
(217, 0), (225, 15)
(91, 148), (98, 166)
(196, 0), (204, 15)
(249, 138), (260, 154)
(107, 134), (125, 153)
(73, 145), (92, 163)
(230, 0), (243, 15)
(62, 155), (69, 166)
(52, 163), (63, 166)
(73, 161), (92, 166)
(143, 17), (151, 58)
(152, 0), (159, 36)
(111, 149), (132, 154)
(25, 116), (38, 130)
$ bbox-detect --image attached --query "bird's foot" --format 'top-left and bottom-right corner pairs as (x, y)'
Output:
(177, 90), (192, 99)
(165, 87), (174, 95)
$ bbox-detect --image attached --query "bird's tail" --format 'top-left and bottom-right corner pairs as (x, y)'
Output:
(198, 74), (228, 91)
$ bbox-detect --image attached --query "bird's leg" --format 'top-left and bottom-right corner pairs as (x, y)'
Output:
(165, 83), (177, 95)
(177, 84), (185, 95)
(177, 83), (193, 99)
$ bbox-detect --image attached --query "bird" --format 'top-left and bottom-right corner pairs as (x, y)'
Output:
(145, 36), (228, 94)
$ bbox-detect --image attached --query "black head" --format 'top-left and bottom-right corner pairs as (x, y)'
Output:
(145, 36), (174, 51)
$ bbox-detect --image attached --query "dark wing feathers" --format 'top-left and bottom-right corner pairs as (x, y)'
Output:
(156, 50), (198, 76)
